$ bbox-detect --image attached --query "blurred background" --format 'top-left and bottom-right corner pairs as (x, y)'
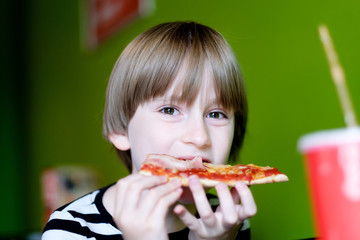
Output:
(1, 0), (360, 239)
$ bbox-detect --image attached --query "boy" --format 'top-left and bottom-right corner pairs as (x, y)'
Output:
(43, 21), (257, 240)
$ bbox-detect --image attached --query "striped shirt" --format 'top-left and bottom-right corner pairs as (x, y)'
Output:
(42, 184), (250, 240)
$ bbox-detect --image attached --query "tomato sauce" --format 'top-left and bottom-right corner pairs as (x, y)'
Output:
(141, 163), (283, 183)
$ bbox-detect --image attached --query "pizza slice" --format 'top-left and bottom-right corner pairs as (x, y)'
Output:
(139, 154), (289, 187)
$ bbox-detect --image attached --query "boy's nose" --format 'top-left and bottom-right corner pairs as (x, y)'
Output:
(181, 116), (211, 148)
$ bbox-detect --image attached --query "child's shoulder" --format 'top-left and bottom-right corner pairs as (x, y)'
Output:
(57, 187), (102, 212)
(42, 184), (121, 239)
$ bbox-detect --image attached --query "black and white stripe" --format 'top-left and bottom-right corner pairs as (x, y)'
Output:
(42, 184), (250, 240)
(42, 185), (123, 240)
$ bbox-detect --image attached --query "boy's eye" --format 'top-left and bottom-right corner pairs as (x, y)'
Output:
(207, 111), (227, 119)
(160, 107), (179, 115)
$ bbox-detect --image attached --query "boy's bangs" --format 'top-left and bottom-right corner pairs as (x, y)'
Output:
(170, 61), (241, 112)
(145, 54), (242, 113)
(157, 56), (207, 106)
(132, 21), (244, 113)
(173, 57), (244, 114)
(137, 44), (205, 107)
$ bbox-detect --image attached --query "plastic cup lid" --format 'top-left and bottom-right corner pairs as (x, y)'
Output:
(298, 127), (360, 153)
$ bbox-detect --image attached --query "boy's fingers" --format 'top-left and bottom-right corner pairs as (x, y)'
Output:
(140, 179), (182, 217)
(230, 186), (241, 204)
(215, 183), (239, 229)
(234, 182), (257, 220)
(149, 187), (183, 220)
(188, 175), (216, 227)
(173, 204), (200, 231)
(115, 174), (167, 213)
(114, 174), (144, 213)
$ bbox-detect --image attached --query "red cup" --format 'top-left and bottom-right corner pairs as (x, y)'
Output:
(298, 127), (360, 240)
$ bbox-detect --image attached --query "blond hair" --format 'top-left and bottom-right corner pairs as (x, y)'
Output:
(103, 21), (248, 172)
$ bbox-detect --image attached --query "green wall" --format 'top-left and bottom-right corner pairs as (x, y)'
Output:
(1, 1), (28, 236)
(3, 0), (360, 239)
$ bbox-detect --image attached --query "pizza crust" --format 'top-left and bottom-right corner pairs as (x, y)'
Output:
(139, 154), (289, 187)
(245, 173), (289, 185)
(139, 170), (289, 187)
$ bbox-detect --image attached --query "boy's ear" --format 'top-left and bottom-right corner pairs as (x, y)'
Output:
(108, 133), (130, 151)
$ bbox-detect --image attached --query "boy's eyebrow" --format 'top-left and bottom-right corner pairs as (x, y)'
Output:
(159, 95), (229, 109)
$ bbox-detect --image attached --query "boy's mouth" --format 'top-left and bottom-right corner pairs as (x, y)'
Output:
(177, 156), (211, 163)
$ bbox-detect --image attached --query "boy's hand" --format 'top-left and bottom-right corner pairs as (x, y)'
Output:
(174, 175), (257, 240)
(113, 174), (183, 240)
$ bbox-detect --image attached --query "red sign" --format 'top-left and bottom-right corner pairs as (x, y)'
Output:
(82, 0), (154, 49)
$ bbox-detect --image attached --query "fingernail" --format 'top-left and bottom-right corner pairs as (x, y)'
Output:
(188, 175), (199, 184)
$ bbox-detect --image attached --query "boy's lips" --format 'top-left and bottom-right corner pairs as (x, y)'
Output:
(177, 156), (211, 163)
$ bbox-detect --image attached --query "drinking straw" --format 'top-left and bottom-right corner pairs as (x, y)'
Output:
(318, 24), (358, 127)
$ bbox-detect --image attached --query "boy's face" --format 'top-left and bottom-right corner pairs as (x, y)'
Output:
(110, 66), (235, 173)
